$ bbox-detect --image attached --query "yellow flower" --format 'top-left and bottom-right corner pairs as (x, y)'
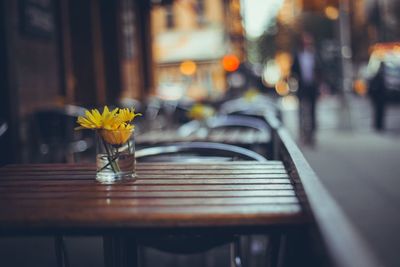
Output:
(100, 126), (134, 145)
(101, 106), (120, 130)
(116, 108), (142, 124)
(244, 89), (259, 102)
(76, 106), (140, 144)
(76, 109), (103, 129)
(187, 104), (215, 120)
(76, 106), (119, 130)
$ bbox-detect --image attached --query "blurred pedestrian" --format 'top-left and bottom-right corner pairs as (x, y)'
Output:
(291, 32), (322, 145)
(368, 63), (386, 131)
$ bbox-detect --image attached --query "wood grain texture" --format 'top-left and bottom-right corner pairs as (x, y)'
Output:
(0, 162), (307, 232)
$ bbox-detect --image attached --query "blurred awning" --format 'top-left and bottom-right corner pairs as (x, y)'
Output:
(302, 0), (339, 11)
(154, 27), (227, 64)
(370, 42), (400, 55)
(150, 0), (173, 5)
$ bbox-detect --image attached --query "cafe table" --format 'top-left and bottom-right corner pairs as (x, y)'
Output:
(0, 161), (308, 267)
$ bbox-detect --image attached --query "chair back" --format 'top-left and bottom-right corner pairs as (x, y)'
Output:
(29, 107), (93, 163)
(0, 120), (7, 138)
(177, 115), (270, 137)
(136, 142), (267, 162)
(219, 96), (281, 119)
(0, 120), (8, 166)
(207, 115), (270, 132)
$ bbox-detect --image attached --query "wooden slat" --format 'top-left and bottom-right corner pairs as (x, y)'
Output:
(0, 161), (284, 172)
(0, 190), (297, 198)
(1, 166), (284, 173)
(0, 206), (305, 229)
(0, 170), (288, 177)
(0, 174), (290, 181)
(0, 197), (300, 207)
(0, 183), (294, 191)
(133, 178), (290, 185)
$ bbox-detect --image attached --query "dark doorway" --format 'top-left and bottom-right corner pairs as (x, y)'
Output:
(0, 0), (18, 164)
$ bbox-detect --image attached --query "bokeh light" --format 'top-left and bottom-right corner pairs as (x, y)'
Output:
(324, 6), (339, 20)
(275, 80), (289, 96)
(222, 54), (240, 72)
(180, 60), (197, 76)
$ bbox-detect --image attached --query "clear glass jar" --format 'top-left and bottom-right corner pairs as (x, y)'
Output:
(95, 130), (136, 183)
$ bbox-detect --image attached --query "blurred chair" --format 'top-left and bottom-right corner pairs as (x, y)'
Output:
(140, 97), (164, 132)
(207, 115), (270, 133)
(135, 142), (267, 267)
(0, 120), (8, 166)
(119, 97), (142, 112)
(136, 141), (267, 163)
(0, 120), (7, 137)
(28, 105), (94, 163)
(178, 115), (270, 137)
(219, 95), (281, 120)
(176, 115), (272, 158)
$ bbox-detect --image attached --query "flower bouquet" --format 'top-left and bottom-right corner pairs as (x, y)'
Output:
(76, 106), (141, 183)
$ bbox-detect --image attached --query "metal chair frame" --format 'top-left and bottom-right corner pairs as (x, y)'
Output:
(136, 141), (267, 162)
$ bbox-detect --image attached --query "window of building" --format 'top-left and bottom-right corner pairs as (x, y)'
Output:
(197, 0), (206, 26)
(166, 5), (174, 29)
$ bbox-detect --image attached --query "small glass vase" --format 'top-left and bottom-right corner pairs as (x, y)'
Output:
(95, 131), (136, 183)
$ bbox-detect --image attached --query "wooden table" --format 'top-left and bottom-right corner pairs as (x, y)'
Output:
(0, 162), (308, 266)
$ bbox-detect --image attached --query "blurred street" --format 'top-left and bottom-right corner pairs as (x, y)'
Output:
(282, 94), (400, 266)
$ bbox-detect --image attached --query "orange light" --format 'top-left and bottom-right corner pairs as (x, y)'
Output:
(222, 54), (240, 72)
(275, 80), (289, 96)
(180, 60), (197, 76)
(354, 79), (367, 96)
(325, 6), (339, 20)
(275, 52), (292, 78)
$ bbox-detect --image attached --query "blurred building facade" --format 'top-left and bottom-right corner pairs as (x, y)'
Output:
(249, 0), (400, 97)
(0, 0), (154, 163)
(151, 0), (245, 100)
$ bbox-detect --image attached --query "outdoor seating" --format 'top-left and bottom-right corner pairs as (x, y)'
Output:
(136, 141), (267, 162)
(0, 0), (393, 266)
(219, 96), (280, 117)
(178, 115), (270, 136)
(136, 141), (267, 267)
(175, 115), (271, 157)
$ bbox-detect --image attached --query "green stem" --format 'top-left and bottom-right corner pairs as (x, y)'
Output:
(115, 146), (121, 172)
(101, 137), (120, 173)
(98, 154), (119, 172)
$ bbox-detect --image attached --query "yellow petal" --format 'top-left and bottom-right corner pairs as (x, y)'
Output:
(100, 128), (133, 145)
(77, 115), (99, 129)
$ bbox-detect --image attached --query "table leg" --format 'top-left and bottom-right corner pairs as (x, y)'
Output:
(268, 234), (286, 267)
(55, 235), (70, 267)
(230, 239), (242, 267)
(103, 236), (138, 267)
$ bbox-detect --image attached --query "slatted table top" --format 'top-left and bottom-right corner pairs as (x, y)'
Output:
(0, 162), (307, 233)
(136, 128), (270, 145)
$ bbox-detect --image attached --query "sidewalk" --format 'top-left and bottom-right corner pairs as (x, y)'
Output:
(281, 94), (400, 266)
